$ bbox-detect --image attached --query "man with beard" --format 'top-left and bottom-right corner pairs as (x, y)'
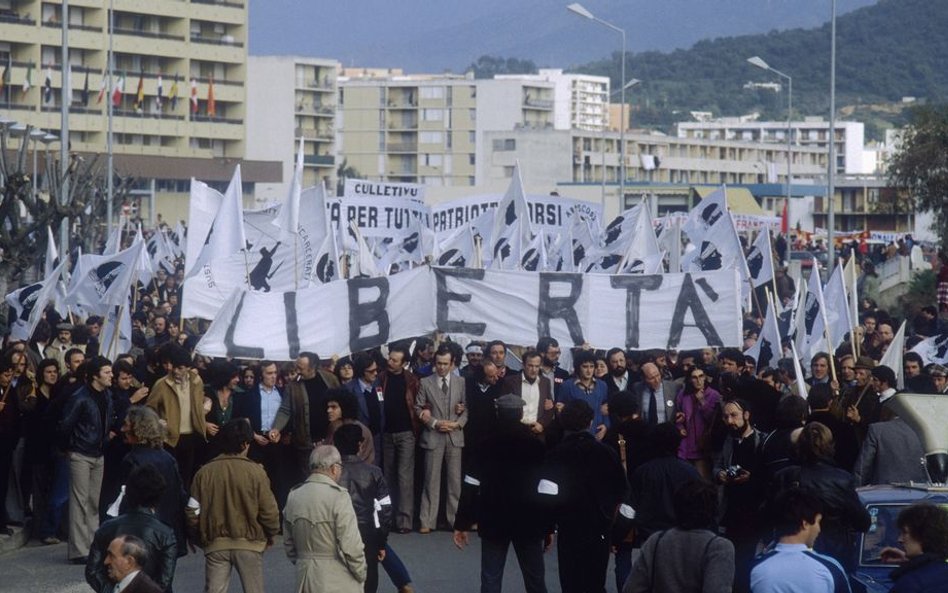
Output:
(603, 348), (632, 397)
(713, 399), (765, 593)
(718, 348), (778, 433)
(536, 337), (569, 401)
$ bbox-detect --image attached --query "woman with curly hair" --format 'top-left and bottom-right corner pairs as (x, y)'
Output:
(881, 503), (948, 593)
(119, 406), (189, 557)
(322, 388), (375, 465)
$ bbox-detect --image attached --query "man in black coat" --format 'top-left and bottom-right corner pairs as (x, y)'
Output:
(453, 394), (550, 593)
(538, 400), (627, 593)
(233, 360), (289, 507)
(86, 464), (177, 593)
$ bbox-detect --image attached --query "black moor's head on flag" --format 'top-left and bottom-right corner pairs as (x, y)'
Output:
(494, 238), (512, 262)
(316, 253), (336, 284)
(700, 202), (724, 228)
(698, 240), (723, 271)
(603, 216), (624, 246)
(758, 337), (774, 369)
(504, 201), (517, 225)
(16, 283), (42, 321)
(746, 247), (763, 278)
(402, 231), (420, 254)
(89, 261), (127, 297)
(804, 292), (820, 334)
(521, 247), (540, 271)
(437, 249), (466, 268)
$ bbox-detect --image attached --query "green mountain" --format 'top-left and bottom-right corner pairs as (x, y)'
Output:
(571, 0), (947, 138)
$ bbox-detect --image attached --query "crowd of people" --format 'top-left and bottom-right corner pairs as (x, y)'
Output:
(2, 251), (948, 593)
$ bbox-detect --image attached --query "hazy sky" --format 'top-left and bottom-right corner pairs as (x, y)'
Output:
(249, 0), (876, 72)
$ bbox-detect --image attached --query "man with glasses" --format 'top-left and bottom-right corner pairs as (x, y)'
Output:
(347, 352), (384, 463)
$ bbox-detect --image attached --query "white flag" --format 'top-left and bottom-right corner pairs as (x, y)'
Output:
(45, 225), (59, 278)
(186, 165), (247, 278)
(547, 228), (575, 273)
(745, 297), (781, 372)
(878, 320), (906, 390)
(910, 333), (948, 366)
(657, 217), (682, 273)
(99, 304), (132, 360)
(103, 216), (126, 255)
(746, 230), (775, 288)
(489, 164), (533, 270)
(683, 186), (728, 244)
(132, 225), (155, 287)
(5, 259), (68, 341)
(520, 231), (547, 272)
(66, 241), (143, 314)
(183, 179), (224, 277)
(796, 263), (827, 365)
(823, 263), (853, 352)
(273, 137), (304, 237)
(619, 200), (664, 274)
(434, 223), (476, 268)
(351, 222), (381, 278)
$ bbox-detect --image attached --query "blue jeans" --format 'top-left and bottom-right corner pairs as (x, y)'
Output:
(39, 456), (69, 539)
(382, 544), (411, 588)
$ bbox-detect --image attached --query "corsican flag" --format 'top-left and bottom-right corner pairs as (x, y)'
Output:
(186, 166), (247, 277)
(489, 163), (533, 270)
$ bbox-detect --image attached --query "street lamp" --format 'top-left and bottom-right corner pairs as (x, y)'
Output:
(568, 2), (628, 207)
(747, 56), (792, 236)
(39, 133), (59, 195)
(828, 0), (837, 265)
(29, 129), (46, 199)
(599, 78), (641, 209)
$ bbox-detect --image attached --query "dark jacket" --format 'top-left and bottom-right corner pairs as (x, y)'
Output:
(890, 553), (948, 593)
(120, 446), (189, 557)
(629, 455), (701, 545)
(772, 460), (870, 570)
(539, 430), (628, 541)
(808, 410), (860, 472)
(379, 369), (421, 435)
(338, 453), (391, 553)
(502, 373), (555, 430)
(85, 507), (177, 593)
(454, 420), (548, 541)
(122, 571), (164, 593)
(59, 384), (113, 457)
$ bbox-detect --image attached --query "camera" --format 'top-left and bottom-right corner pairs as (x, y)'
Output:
(725, 465), (743, 479)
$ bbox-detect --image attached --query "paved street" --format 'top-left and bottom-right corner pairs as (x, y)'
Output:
(0, 530), (621, 593)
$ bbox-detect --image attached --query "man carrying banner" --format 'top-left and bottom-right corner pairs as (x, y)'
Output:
(269, 352), (341, 484)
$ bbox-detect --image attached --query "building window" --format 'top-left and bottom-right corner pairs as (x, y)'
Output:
(492, 139), (516, 151)
(424, 154), (442, 167)
(420, 86), (444, 100)
(420, 131), (443, 144)
(422, 109), (443, 121)
(469, 154), (475, 165)
(503, 166), (515, 178)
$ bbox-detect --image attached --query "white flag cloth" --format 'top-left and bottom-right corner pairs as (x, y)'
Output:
(790, 341), (809, 399)
(569, 210), (600, 272)
(520, 231), (547, 272)
(746, 230), (775, 288)
(745, 297), (781, 372)
(680, 203), (750, 300)
(147, 229), (177, 274)
(351, 222), (381, 278)
(434, 223), (476, 268)
(910, 333), (948, 366)
(313, 232), (341, 284)
(133, 225), (155, 287)
(657, 217), (681, 273)
(489, 164), (533, 270)
(272, 137), (304, 237)
(843, 256), (860, 334)
(586, 203), (647, 273)
(183, 179), (224, 277)
(878, 320), (906, 390)
(823, 263), (854, 352)
(186, 166), (247, 278)
(45, 225), (59, 277)
(5, 259), (68, 341)
(547, 227), (575, 273)
(619, 201), (663, 275)
(171, 221), (186, 258)
(683, 186), (728, 245)
(99, 304), (132, 360)
(66, 241), (143, 314)
(796, 263), (827, 365)
(103, 216), (126, 255)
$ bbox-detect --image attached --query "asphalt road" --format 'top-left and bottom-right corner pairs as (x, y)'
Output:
(0, 530), (622, 593)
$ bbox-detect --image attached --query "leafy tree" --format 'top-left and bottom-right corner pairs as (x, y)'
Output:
(467, 55), (538, 79)
(887, 104), (948, 251)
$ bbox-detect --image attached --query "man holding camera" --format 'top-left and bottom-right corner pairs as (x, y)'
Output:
(713, 399), (765, 593)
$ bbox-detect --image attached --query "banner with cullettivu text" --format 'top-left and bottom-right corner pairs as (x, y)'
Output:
(195, 266), (742, 360)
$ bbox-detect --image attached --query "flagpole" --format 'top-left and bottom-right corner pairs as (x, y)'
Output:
(59, 0), (70, 254)
(107, 304), (124, 360)
(106, 0), (114, 237)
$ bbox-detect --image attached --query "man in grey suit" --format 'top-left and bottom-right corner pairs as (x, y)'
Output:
(415, 346), (467, 533)
(853, 402), (927, 486)
(631, 362), (678, 426)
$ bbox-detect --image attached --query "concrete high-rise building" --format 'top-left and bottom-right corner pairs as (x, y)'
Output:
(247, 55), (339, 204)
(0, 0), (279, 224)
(496, 69), (611, 131)
(337, 72), (482, 187)
(676, 117), (868, 175)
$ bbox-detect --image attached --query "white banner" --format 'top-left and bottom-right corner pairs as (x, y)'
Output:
(343, 179), (426, 203)
(196, 267), (742, 360)
(327, 196), (431, 240)
(431, 194), (602, 235)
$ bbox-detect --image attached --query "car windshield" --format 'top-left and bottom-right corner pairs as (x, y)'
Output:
(860, 504), (904, 566)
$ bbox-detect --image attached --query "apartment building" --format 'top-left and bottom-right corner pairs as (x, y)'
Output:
(676, 117), (868, 174)
(246, 55), (338, 203)
(0, 0), (279, 223)
(495, 69), (611, 131)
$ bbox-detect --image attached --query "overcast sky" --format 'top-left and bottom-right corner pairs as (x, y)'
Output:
(249, 0), (876, 72)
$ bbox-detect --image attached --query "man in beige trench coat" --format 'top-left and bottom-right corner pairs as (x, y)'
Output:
(283, 444), (366, 593)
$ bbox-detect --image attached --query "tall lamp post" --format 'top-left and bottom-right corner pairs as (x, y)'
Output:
(747, 56), (792, 233)
(568, 3), (627, 206)
(599, 79), (640, 210)
(827, 0), (837, 265)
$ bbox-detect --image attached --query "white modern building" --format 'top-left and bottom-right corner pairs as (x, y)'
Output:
(495, 69), (611, 131)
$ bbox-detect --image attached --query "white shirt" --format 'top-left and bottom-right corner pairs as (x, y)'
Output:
(259, 384), (282, 432)
(114, 570), (141, 593)
(520, 376), (540, 424)
(613, 373), (628, 392)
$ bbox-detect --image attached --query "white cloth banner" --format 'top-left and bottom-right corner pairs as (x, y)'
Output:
(431, 194), (602, 235)
(343, 179), (426, 203)
(195, 267), (742, 360)
(327, 196), (431, 240)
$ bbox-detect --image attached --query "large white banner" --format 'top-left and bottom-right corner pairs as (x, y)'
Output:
(431, 194), (603, 235)
(196, 267), (742, 360)
(327, 196), (431, 239)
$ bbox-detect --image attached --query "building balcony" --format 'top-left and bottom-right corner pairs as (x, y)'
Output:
(386, 142), (418, 153)
(303, 154), (334, 166)
(0, 11), (35, 26)
(523, 98), (553, 110)
(111, 26), (186, 41)
(387, 121), (418, 130)
(190, 34), (244, 47)
(191, 0), (245, 7)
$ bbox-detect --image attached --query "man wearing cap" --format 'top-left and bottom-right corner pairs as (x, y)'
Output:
(838, 356), (880, 441)
(928, 364), (948, 394)
(460, 344), (483, 381)
(46, 323), (85, 375)
(453, 393), (550, 593)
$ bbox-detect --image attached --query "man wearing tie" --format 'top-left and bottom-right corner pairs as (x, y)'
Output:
(632, 362), (677, 426)
(415, 347), (467, 534)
